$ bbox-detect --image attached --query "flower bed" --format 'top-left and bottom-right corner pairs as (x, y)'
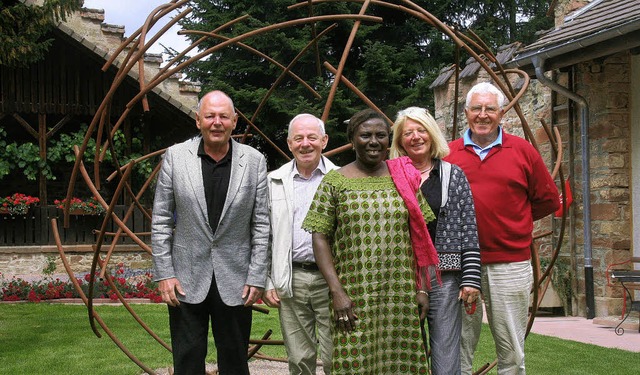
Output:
(0, 263), (161, 303)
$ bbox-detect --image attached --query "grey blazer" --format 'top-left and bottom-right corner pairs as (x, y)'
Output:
(151, 136), (270, 306)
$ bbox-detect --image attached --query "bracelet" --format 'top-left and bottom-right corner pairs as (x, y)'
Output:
(416, 290), (428, 296)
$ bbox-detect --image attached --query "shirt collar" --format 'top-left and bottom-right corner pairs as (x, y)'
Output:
(463, 126), (503, 149)
(291, 157), (326, 179)
(197, 138), (233, 162)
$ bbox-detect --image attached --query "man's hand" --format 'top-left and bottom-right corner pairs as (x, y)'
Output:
(242, 285), (264, 307)
(158, 278), (185, 307)
(262, 289), (281, 308)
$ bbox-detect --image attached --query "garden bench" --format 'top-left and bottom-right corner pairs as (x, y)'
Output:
(606, 257), (640, 335)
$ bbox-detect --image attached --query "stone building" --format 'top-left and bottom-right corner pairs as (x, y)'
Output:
(431, 0), (640, 319)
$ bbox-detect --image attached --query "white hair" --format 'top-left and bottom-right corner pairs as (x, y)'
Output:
(465, 82), (506, 109)
(287, 113), (326, 137)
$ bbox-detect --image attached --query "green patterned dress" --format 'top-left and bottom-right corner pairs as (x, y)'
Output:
(302, 170), (434, 374)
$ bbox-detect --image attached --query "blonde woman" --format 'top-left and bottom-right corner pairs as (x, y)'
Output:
(390, 107), (481, 375)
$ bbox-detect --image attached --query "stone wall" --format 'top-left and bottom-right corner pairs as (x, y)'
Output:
(572, 52), (633, 317)
(0, 245), (152, 280)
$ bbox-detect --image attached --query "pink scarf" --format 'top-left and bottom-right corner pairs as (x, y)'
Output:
(387, 156), (441, 290)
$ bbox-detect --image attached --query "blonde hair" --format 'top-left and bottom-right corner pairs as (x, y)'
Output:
(389, 107), (449, 159)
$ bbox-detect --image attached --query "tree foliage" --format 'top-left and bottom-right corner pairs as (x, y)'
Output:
(178, 0), (552, 167)
(0, 0), (82, 67)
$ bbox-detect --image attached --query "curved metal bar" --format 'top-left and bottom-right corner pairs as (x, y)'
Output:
(323, 62), (393, 125)
(124, 14), (383, 109)
(87, 159), (135, 334)
(51, 218), (158, 374)
(73, 150), (151, 252)
(321, 0), (372, 121)
(233, 111), (291, 160)
(96, 257), (171, 352)
(106, 148), (166, 183)
(249, 24), (338, 122)
(183, 30), (322, 99)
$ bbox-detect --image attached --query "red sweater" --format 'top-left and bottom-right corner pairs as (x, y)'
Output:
(445, 133), (560, 264)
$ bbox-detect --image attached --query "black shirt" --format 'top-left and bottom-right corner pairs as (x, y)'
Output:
(198, 139), (232, 235)
(420, 159), (442, 240)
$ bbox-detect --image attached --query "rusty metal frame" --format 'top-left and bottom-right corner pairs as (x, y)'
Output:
(52, 1), (567, 373)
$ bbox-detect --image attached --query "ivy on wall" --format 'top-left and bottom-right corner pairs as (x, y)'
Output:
(0, 124), (154, 183)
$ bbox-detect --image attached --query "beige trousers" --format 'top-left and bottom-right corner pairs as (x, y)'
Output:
(461, 260), (533, 375)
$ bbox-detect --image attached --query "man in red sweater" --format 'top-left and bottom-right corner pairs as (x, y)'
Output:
(445, 82), (560, 375)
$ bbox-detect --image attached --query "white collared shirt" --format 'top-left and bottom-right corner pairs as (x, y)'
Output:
(291, 159), (327, 263)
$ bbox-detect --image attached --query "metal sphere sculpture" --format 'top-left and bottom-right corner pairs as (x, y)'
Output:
(52, 1), (567, 374)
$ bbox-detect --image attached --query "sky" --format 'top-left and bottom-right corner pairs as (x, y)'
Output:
(82, 0), (191, 56)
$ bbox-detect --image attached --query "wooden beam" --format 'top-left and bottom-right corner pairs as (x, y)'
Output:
(46, 114), (73, 138)
(11, 113), (38, 139)
(39, 113), (48, 205)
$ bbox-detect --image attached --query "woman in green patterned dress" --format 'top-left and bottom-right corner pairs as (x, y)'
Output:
(303, 109), (438, 374)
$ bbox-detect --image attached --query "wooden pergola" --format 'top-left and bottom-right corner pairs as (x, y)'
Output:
(0, 27), (195, 205)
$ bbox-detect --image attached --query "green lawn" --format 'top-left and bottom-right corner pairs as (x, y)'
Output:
(0, 303), (284, 375)
(0, 303), (638, 374)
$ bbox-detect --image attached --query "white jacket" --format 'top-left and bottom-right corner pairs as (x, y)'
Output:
(266, 156), (338, 298)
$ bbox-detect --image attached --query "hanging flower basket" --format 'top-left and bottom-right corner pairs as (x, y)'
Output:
(0, 193), (40, 215)
(54, 197), (106, 215)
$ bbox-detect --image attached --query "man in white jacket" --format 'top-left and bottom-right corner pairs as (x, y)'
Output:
(264, 113), (338, 374)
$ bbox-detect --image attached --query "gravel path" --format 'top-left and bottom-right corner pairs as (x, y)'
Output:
(147, 359), (324, 374)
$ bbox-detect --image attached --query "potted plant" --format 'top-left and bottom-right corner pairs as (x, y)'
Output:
(54, 196), (106, 215)
(0, 193), (40, 215)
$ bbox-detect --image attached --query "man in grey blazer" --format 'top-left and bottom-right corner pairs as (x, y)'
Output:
(152, 90), (270, 375)
(264, 114), (338, 374)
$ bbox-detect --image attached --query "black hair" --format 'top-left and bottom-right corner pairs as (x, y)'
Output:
(346, 109), (390, 141)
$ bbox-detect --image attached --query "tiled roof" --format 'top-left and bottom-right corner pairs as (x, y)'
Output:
(508, 0), (640, 71)
(430, 42), (521, 88)
(522, 0), (640, 52)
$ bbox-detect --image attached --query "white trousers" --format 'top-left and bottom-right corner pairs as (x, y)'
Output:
(461, 260), (533, 375)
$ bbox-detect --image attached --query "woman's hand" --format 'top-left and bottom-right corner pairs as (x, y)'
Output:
(313, 231), (359, 333)
(417, 291), (429, 321)
(332, 289), (358, 333)
(458, 286), (481, 305)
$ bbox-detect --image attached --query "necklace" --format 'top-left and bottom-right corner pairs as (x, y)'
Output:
(419, 165), (432, 174)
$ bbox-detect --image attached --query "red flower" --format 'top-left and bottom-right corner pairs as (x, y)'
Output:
(28, 290), (41, 302)
(54, 196), (105, 214)
(0, 193), (39, 215)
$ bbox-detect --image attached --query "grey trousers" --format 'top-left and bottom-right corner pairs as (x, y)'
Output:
(426, 272), (463, 375)
(279, 268), (332, 375)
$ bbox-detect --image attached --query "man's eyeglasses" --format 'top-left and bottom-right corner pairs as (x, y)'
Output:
(468, 105), (500, 115)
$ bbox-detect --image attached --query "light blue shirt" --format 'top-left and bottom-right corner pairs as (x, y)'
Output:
(291, 159), (328, 263)
(463, 127), (503, 160)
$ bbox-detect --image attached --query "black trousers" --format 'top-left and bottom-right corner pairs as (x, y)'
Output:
(168, 275), (252, 375)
